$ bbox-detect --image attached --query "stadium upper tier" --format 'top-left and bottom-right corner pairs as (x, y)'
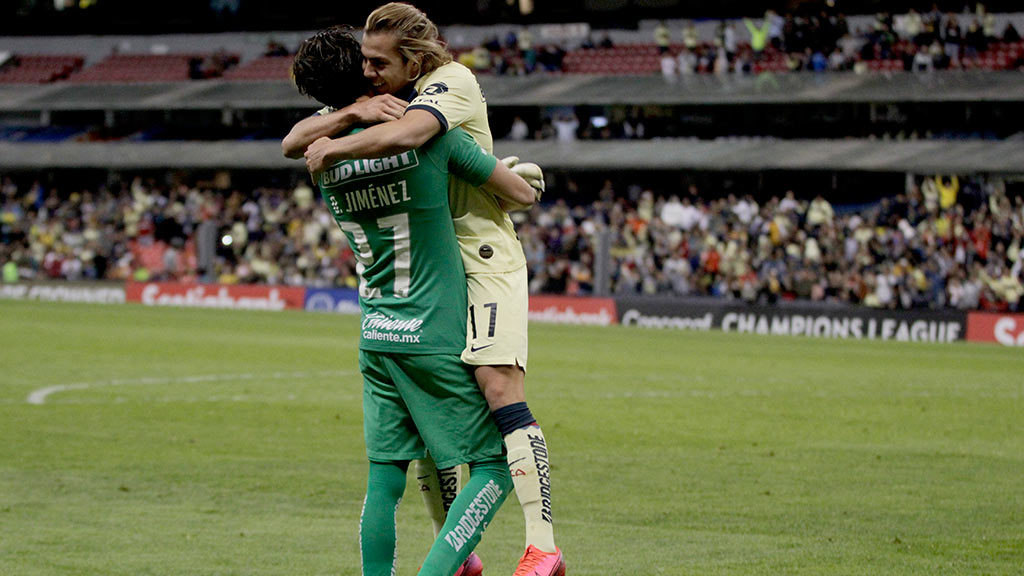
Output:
(1, 71), (1023, 112)
(1, 12), (1023, 82)
(1, 40), (1022, 83)
(2, 139), (1023, 175)
(0, 41), (1021, 84)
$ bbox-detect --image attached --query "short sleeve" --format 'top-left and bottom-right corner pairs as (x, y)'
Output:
(444, 128), (497, 187)
(408, 64), (481, 133)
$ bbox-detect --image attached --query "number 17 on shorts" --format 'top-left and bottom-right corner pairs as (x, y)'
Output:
(460, 268), (529, 370)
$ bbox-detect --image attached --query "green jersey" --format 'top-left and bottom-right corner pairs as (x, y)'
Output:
(318, 127), (497, 354)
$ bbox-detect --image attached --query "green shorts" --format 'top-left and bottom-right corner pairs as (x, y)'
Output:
(359, 350), (505, 470)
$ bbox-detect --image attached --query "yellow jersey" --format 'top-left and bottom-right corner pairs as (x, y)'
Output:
(409, 61), (526, 274)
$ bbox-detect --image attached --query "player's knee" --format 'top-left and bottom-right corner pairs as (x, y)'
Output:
(470, 457), (514, 492)
(474, 365), (525, 408)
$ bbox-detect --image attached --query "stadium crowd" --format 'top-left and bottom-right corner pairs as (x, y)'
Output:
(455, 3), (1022, 77)
(0, 176), (349, 288)
(519, 175), (1023, 312)
(1, 172), (1022, 312)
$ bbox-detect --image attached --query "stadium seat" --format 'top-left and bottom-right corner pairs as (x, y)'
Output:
(68, 52), (239, 83)
(0, 54), (84, 83)
(222, 55), (294, 80)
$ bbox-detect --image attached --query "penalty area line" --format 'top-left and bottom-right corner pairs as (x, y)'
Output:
(26, 370), (355, 405)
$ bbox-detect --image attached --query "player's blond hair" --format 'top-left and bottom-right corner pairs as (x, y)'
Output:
(365, 2), (452, 77)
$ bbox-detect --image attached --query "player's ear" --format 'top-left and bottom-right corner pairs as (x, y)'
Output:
(406, 57), (422, 81)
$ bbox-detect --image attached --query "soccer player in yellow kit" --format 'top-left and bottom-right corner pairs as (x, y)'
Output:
(286, 4), (563, 576)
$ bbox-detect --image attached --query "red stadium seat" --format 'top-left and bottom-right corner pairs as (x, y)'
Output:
(0, 54), (84, 83)
(68, 52), (239, 83)
(222, 56), (294, 81)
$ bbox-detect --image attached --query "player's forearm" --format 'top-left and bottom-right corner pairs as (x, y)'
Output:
(497, 196), (534, 212)
(321, 125), (417, 162)
(323, 111), (441, 162)
(482, 162), (536, 209)
(282, 110), (357, 158)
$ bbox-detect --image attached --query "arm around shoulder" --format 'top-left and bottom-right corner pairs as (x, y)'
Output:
(282, 109), (356, 159)
(282, 95), (410, 158)
(308, 109), (442, 165)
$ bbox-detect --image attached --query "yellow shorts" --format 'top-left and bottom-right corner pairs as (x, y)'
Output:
(460, 266), (529, 370)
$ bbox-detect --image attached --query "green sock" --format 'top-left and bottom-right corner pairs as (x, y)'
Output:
(360, 461), (407, 576)
(418, 458), (512, 576)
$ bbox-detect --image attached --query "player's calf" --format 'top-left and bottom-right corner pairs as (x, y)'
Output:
(491, 400), (558, 556)
(417, 459), (510, 576)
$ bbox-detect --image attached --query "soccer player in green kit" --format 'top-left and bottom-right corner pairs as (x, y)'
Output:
(290, 27), (539, 576)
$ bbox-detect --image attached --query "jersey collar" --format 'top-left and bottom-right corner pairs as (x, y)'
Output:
(396, 85), (417, 103)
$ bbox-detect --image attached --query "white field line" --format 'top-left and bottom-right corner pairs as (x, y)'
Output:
(26, 370), (355, 405)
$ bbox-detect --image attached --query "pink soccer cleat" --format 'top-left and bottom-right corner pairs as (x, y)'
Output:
(454, 552), (484, 576)
(512, 546), (564, 576)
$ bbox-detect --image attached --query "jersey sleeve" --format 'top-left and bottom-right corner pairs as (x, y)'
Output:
(444, 128), (497, 187)
(407, 65), (480, 133)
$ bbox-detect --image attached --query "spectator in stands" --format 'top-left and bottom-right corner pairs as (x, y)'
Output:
(827, 47), (847, 71)
(730, 48), (752, 75)
(781, 14), (803, 54)
(965, 20), (987, 57)
(980, 265), (1023, 311)
(937, 175), (959, 210)
(1003, 21), (1021, 43)
(508, 115), (529, 141)
(787, 48), (811, 72)
(552, 113), (579, 142)
(503, 30), (518, 51)
(517, 26), (535, 72)
(902, 8), (925, 46)
(1, 248), (17, 282)
(810, 48), (829, 72)
(599, 32), (615, 49)
(660, 50), (677, 80)
(264, 40), (290, 57)
(930, 39), (951, 70)
(744, 12), (772, 60)
(676, 47), (697, 75)
(659, 195), (686, 228)
(466, 45), (493, 72)
(719, 21), (738, 61)
(940, 16), (961, 67)
(981, 5), (997, 43)
(912, 45), (934, 72)
(188, 56), (205, 79)
(655, 21), (671, 54)
(713, 48), (730, 75)
(537, 44), (567, 72)
(682, 21), (699, 52)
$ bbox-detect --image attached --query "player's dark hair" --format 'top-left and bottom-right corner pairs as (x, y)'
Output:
(292, 25), (369, 110)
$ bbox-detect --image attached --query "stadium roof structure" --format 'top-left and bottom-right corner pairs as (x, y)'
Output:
(1, 71), (1023, 111)
(2, 138), (1022, 175)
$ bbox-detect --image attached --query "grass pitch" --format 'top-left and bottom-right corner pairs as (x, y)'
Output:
(1, 299), (1022, 575)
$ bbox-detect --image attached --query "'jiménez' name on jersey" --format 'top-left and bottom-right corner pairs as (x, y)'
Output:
(320, 151), (419, 215)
